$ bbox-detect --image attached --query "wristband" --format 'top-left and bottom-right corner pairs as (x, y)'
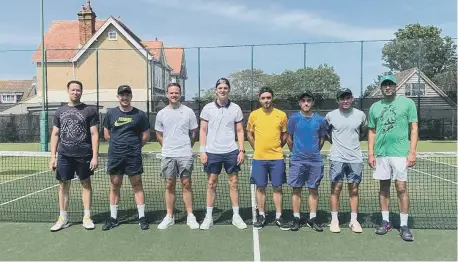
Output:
(200, 146), (206, 153)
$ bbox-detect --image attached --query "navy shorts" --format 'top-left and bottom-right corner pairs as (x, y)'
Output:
(56, 154), (93, 182)
(329, 160), (363, 184)
(250, 159), (286, 187)
(107, 154), (143, 176)
(204, 149), (241, 175)
(288, 159), (324, 188)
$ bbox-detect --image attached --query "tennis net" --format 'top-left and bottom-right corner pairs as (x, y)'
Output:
(0, 151), (456, 229)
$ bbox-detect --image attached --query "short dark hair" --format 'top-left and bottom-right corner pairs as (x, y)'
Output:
(258, 87), (274, 97)
(67, 80), (83, 90)
(215, 77), (230, 89)
(166, 82), (181, 93)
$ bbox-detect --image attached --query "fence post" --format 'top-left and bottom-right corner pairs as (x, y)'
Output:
(360, 41), (364, 110)
(146, 51), (150, 117)
(250, 45), (254, 111)
(96, 49), (99, 117)
(417, 39), (422, 130)
(303, 43), (307, 88)
(40, 48), (48, 152)
(198, 47), (201, 114)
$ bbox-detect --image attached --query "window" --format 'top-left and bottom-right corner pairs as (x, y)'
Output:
(108, 30), (117, 40)
(1, 94), (16, 103)
(405, 83), (425, 97)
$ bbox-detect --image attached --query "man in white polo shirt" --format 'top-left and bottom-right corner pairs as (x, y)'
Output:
(199, 77), (247, 230)
(155, 83), (200, 230)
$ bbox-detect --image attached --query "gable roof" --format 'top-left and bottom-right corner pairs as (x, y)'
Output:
(370, 67), (456, 106)
(31, 15), (185, 75)
(164, 47), (185, 75)
(0, 80), (36, 101)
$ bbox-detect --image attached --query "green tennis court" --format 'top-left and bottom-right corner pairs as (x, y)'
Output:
(0, 145), (456, 260)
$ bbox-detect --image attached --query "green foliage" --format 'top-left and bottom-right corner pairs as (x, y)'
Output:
(382, 23), (457, 79)
(196, 64), (341, 101)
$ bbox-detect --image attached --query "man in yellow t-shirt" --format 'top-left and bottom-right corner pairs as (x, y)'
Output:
(247, 87), (288, 230)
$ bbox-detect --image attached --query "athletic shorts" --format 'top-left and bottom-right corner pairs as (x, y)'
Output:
(250, 159), (286, 187)
(161, 156), (194, 179)
(204, 149), (241, 175)
(107, 154), (143, 176)
(56, 154), (93, 182)
(288, 159), (324, 188)
(373, 157), (408, 182)
(329, 160), (364, 184)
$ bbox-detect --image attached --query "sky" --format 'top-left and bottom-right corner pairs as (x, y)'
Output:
(0, 0), (456, 99)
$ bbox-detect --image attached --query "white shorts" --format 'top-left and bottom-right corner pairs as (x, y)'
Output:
(373, 157), (408, 182)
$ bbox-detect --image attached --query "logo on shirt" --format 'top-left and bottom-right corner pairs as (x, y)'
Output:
(379, 104), (396, 133)
(114, 117), (133, 127)
(60, 109), (87, 147)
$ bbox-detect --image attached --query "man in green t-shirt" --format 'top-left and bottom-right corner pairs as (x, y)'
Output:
(367, 75), (418, 242)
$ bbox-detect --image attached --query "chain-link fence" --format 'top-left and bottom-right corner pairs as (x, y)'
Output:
(0, 38), (456, 143)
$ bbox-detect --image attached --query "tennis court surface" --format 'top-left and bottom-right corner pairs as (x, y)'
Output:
(0, 150), (456, 261)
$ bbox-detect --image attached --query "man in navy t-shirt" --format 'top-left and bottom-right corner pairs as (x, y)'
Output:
(281, 91), (328, 232)
(101, 85), (151, 231)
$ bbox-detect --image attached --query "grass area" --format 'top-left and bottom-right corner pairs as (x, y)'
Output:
(0, 140), (456, 153)
(0, 223), (455, 261)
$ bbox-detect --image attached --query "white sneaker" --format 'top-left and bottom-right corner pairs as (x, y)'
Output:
(199, 215), (213, 230)
(350, 220), (363, 233)
(50, 216), (69, 232)
(157, 215), (175, 230)
(232, 214), (247, 229)
(82, 215), (95, 230)
(187, 214), (199, 230)
(329, 220), (340, 233)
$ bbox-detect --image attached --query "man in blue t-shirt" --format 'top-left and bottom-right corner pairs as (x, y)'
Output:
(101, 85), (151, 231)
(282, 91), (328, 232)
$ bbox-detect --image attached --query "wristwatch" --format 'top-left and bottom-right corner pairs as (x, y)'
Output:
(240, 149), (246, 153)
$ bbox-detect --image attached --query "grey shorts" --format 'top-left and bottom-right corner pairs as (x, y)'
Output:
(329, 160), (363, 184)
(161, 156), (194, 179)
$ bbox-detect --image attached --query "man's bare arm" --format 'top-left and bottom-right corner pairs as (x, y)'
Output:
(368, 128), (376, 156)
(190, 128), (197, 148)
(236, 122), (245, 151)
(141, 130), (150, 147)
(103, 128), (110, 142)
(90, 125), (99, 159)
(50, 127), (59, 158)
(409, 122), (419, 154)
(156, 131), (163, 146)
(287, 134), (293, 151)
(247, 130), (255, 150)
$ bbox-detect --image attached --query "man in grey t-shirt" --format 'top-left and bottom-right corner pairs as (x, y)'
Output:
(325, 89), (367, 234)
(155, 83), (200, 230)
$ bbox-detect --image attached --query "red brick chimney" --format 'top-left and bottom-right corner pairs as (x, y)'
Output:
(77, 0), (96, 46)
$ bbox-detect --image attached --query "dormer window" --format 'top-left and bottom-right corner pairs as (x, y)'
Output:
(108, 30), (117, 40)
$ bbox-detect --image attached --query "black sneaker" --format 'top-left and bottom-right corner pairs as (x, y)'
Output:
(290, 217), (301, 231)
(399, 226), (414, 241)
(307, 217), (323, 232)
(275, 217), (289, 229)
(253, 215), (266, 230)
(138, 216), (150, 230)
(102, 217), (119, 231)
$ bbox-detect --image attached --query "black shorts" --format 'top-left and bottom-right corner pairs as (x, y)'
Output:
(56, 154), (94, 181)
(107, 154), (143, 176)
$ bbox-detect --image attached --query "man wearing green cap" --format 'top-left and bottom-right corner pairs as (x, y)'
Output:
(367, 74), (418, 241)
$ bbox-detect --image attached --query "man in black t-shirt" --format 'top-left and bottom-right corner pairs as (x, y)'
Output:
(102, 85), (151, 231)
(49, 80), (99, 232)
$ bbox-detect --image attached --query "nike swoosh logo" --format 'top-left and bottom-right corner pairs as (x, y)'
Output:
(114, 121), (130, 127)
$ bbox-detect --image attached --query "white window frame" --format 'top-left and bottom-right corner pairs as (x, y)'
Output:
(405, 83), (425, 97)
(108, 30), (117, 41)
(1, 94), (17, 103)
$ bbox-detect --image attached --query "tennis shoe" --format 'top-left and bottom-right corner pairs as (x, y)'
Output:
(138, 216), (150, 230)
(199, 215), (213, 230)
(375, 220), (392, 235)
(102, 217), (119, 231)
(253, 215), (266, 230)
(157, 215), (174, 230)
(82, 215), (95, 230)
(329, 220), (340, 233)
(399, 226), (414, 241)
(350, 220), (363, 233)
(232, 214), (247, 229)
(50, 216), (69, 232)
(186, 214), (199, 230)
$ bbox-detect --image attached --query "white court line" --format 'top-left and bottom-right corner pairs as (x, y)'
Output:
(0, 170), (49, 185)
(418, 157), (458, 168)
(411, 168), (458, 185)
(250, 165), (261, 262)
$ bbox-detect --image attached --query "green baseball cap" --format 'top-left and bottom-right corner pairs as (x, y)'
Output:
(380, 75), (397, 85)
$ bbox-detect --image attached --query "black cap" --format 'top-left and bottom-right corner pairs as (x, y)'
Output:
(299, 91), (314, 100)
(336, 88), (352, 99)
(117, 85), (132, 94)
(258, 86), (274, 97)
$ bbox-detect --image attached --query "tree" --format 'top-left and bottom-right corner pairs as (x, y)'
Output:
(382, 24), (457, 79)
(432, 61), (457, 102)
(195, 64), (341, 101)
